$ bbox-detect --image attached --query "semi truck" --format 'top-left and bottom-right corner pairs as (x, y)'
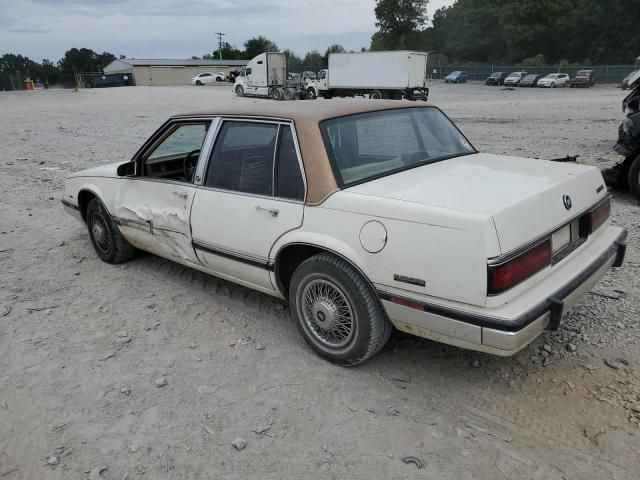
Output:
(305, 51), (429, 101)
(233, 52), (308, 100)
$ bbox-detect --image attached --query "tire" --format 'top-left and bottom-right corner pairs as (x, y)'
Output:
(283, 87), (295, 101)
(86, 198), (135, 264)
(552, 82), (557, 88)
(196, 80), (202, 86)
(235, 85), (244, 97)
(627, 155), (640, 200)
(369, 90), (382, 100)
(289, 253), (392, 366)
(216, 77), (222, 82)
(306, 88), (317, 100)
(271, 87), (283, 101)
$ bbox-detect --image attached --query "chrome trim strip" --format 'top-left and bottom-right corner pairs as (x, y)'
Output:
(487, 194), (612, 265)
(194, 117), (221, 186)
(192, 239), (274, 271)
(379, 229), (626, 332)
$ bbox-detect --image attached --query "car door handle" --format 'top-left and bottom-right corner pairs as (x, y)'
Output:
(172, 191), (188, 199)
(255, 205), (279, 217)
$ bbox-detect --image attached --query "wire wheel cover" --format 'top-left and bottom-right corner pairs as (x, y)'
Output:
(302, 279), (355, 347)
(90, 211), (111, 254)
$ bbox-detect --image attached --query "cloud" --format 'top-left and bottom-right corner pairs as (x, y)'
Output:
(1, 0), (455, 61)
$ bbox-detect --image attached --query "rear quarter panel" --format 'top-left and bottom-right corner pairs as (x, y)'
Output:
(274, 191), (500, 307)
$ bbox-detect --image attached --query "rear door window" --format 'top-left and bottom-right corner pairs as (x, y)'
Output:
(205, 121), (278, 196)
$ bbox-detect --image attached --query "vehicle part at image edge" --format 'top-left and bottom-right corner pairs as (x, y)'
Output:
(86, 198), (136, 264)
(289, 253), (392, 366)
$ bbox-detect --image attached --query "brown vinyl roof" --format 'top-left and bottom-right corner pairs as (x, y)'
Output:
(177, 100), (431, 205)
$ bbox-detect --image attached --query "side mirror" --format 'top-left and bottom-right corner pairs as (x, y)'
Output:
(117, 161), (136, 177)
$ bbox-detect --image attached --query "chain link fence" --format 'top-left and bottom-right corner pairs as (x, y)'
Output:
(432, 64), (637, 84)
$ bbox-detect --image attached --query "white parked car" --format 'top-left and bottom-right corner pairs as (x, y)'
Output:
(62, 102), (626, 365)
(537, 73), (570, 88)
(191, 72), (226, 85)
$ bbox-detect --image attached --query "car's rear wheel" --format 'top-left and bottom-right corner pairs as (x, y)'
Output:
(289, 253), (391, 366)
(235, 85), (244, 97)
(283, 87), (295, 101)
(86, 198), (136, 264)
(627, 154), (640, 200)
(369, 90), (382, 100)
(306, 88), (317, 100)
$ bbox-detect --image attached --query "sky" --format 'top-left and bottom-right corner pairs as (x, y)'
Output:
(0, 0), (454, 62)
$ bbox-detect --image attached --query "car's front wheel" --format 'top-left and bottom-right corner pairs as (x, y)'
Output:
(235, 85), (244, 97)
(86, 198), (136, 264)
(289, 253), (391, 366)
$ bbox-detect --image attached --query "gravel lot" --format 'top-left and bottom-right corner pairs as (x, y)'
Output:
(1, 83), (639, 479)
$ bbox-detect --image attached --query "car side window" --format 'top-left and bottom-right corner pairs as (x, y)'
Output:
(276, 126), (305, 201)
(205, 121), (278, 196)
(148, 124), (208, 161)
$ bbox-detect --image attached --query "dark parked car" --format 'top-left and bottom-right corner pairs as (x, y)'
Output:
(445, 71), (468, 83)
(89, 74), (131, 88)
(519, 74), (543, 87)
(485, 72), (508, 86)
(571, 70), (595, 88)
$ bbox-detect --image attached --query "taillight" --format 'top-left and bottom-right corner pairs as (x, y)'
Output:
(487, 240), (552, 295)
(582, 197), (610, 235)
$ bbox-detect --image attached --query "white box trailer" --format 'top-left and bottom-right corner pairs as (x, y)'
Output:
(306, 51), (429, 101)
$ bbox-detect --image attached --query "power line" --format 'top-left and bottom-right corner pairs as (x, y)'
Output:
(215, 32), (226, 60)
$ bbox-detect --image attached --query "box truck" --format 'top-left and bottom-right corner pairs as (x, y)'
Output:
(305, 51), (429, 101)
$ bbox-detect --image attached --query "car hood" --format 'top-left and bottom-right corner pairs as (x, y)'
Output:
(68, 162), (123, 178)
(348, 153), (607, 253)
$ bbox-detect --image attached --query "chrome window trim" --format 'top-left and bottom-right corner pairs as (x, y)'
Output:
(198, 117), (308, 203)
(194, 117), (221, 186)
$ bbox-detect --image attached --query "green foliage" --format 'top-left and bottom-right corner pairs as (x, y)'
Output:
(243, 36), (279, 59)
(372, 0), (429, 51)
(303, 50), (325, 68)
(283, 49), (303, 67)
(426, 0), (640, 64)
(211, 42), (244, 60)
(324, 44), (346, 63)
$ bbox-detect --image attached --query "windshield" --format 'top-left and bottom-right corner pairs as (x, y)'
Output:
(320, 107), (476, 187)
(490, 72), (503, 77)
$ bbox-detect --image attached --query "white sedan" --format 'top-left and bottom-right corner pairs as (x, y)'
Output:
(62, 102), (626, 365)
(537, 73), (570, 88)
(191, 72), (226, 85)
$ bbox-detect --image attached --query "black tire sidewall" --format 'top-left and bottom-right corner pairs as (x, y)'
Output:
(87, 199), (117, 263)
(235, 85), (244, 96)
(627, 155), (640, 200)
(290, 255), (384, 365)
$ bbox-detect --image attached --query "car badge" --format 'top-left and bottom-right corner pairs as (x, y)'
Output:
(562, 194), (572, 210)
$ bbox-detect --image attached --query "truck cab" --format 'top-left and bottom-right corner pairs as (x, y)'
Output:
(234, 52), (287, 98)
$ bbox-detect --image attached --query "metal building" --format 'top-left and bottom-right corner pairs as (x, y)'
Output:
(102, 58), (248, 86)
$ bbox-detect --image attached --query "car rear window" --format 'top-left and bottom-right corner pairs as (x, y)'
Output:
(320, 107), (476, 188)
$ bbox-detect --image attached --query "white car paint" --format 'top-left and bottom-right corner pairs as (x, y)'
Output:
(191, 72), (226, 85)
(537, 73), (570, 88)
(63, 111), (626, 358)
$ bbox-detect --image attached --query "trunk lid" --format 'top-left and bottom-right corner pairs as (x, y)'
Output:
(348, 153), (607, 254)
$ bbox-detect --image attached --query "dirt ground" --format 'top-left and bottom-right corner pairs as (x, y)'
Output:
(1, 83), (639, 480)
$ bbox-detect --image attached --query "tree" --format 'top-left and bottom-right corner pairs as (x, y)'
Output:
(302, 50), (325, 68)
(283, 49), (303, 66)
(324, 44), (346, 63)
(212, 42), (244, 60)
(243, 36), (279, 59)
(375, 0), (428, 35)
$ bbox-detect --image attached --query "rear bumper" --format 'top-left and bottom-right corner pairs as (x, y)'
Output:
(379, 229), (627, 356)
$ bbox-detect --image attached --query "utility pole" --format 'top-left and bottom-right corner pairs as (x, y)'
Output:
(215, 32), (226, 60)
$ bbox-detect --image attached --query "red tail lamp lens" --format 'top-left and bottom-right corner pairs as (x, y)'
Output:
(488, 240), (552, 295)
(586, 198), (610, 235)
